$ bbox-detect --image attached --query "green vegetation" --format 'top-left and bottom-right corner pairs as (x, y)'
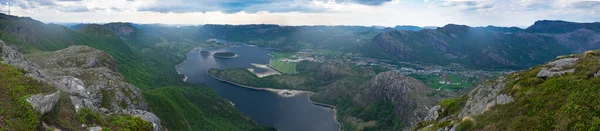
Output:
(143, 86), (273, 131)
(455, 118), (475, 131)
(269, 59), (297, 74)
(0, 63), (54, 130)
(408, 74), (475, 90)
(76, 107), (153, 130)
(0, 14), (271, 130)
(269, 52), (297, 74)
(213, 52), (237, 58)
(438, 95), (468, 119)
(210, 61), (422, 130)
(416, 50), (600, 131)
(0, 62), (153, 130)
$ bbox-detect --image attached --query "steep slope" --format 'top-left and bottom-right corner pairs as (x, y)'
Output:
(0, 13), (271, 130)
(373, 21), (600, 69)
(354, 72), (441, 127)
(415, 50), (600, 130)
(1, 40), (157, 130)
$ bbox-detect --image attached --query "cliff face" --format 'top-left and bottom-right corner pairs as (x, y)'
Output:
(0, 40), (160, 130)
(354, 71), (452, 127)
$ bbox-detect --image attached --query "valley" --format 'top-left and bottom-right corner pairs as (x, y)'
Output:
(0, 8), (599, 131)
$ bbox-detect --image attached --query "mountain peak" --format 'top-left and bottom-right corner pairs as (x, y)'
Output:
(104, 22), (137, 36)
(525, 20), (600, 33)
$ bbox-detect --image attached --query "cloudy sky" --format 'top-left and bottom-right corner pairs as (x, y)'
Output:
(1, 0), (599, 27)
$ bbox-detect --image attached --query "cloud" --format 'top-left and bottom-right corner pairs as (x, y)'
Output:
(58, 5), (88, 12)
(136, 0), (326, 13)
(2, 0), (56, 9)
(4, 0), (600, 27)
(339, 0), (392, 6)
(136, 0), (396, 13)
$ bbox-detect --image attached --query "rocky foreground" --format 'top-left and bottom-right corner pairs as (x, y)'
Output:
(416, 50), (600, 131)
(0, 40), (160, 130)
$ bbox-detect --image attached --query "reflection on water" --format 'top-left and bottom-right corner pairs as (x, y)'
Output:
(176, 43), (339, 131)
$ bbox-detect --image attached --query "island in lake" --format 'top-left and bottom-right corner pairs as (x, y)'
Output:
(214, 52), (238, 58)
(200, 50), (211, 56)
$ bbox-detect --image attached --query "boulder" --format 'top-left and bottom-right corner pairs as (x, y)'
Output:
(458, 77), (510, 118)
(26, 91), (61, 114)
(424, 105), (441, 122)
(536, 58), (578, 78)
(88, 126), (103, 131)
(124, 109), (162, 131)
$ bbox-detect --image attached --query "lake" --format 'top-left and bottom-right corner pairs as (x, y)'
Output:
(176, 43), (339, 131)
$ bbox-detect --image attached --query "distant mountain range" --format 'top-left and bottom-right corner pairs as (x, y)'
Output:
(2, 12), (600, 130)
(374, 20), (600, 69)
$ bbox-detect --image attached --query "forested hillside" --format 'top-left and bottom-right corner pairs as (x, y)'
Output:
(0, 13), (271, 130)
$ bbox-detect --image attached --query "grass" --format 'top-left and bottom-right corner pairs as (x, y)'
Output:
(269, 59), (297, 74)
(269, 52), (297, 74)
(408, 74), (474, 90)
(76, 107), (153, 131)
(415, 50), (600, 131)
(0, 63), (55, 130)
(0, 17), (271, 130)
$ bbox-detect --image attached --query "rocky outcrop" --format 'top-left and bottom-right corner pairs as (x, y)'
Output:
(424, 105), (441, 122)
(457, 77), (510, 118)
(26, 91), (61, 114)
(104, 22), (137, 37)
(27, 46), (146, 113)
(124, 109), (162, 131)
(28, 46), (117, 72)
(536, 58), (578, 78)
(355, 71), (449, 126)
(0, 40), (160, 130)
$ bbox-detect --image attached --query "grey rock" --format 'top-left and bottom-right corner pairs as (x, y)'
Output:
(458, 77), (509, 118)
(436, 125), (456, 131)
(536, 58), (578, 78)
(1, 40), (160, 130)
(494, 94), (514, 105)
(449, 125), (456, 131)
(424, 105), (441, 122)
(355, 71), (452, 127)
(27, 46), (148, 113)
(0, 40), (52, 81)
(124, 109), (162, 131)
(26, 91), (61, 114)
(28, 45), (117, 72)
(88, 126), (102, 131)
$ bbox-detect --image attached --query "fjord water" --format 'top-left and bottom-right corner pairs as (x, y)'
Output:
(176, 44), (339, 131)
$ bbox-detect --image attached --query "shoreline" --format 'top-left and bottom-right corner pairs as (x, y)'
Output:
(175, 45), (341, 131)
(207, 71), (342, 131)
(214, 54), (239, 59)
(207, 71), (311, 97)
(248, 63), (281, 78)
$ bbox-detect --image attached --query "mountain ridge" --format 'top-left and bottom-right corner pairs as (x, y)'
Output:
(415, 50), (600, 130)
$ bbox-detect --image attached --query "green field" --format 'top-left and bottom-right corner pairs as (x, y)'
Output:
(407, 74), (474, 90)
(269, 52), (297, 74)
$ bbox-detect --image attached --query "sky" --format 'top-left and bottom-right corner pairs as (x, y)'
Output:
(1, 0), (599, 27)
